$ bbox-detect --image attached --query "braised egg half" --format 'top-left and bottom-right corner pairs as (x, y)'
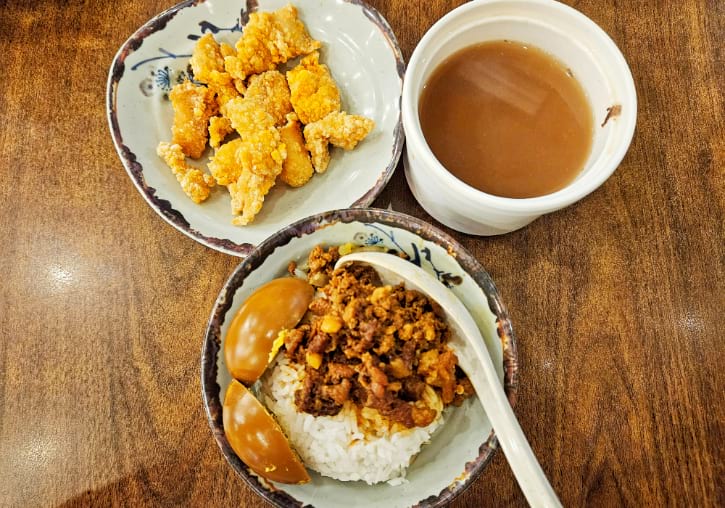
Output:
(223, 379), (310, 484)
(224, 277), (314, 384)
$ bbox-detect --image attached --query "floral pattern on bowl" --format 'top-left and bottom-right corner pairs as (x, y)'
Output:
(107, 0), (405, 256)
(201, 208), (519, 507)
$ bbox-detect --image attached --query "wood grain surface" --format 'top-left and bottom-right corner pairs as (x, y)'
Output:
(0, 0), (722, 506)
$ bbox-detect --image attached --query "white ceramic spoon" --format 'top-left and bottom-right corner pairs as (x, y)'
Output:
(335, 252), (562, 508)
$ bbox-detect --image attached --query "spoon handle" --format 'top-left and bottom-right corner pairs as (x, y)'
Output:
(460, 345), (562, 508)
(417, 273), (562, 507)
(417, 274), (562, 507)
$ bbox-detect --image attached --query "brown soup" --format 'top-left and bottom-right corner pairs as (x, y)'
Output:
(419, 40), (594, 198)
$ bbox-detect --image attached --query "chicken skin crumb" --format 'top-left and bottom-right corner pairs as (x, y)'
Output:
(208, 115), (234, 149)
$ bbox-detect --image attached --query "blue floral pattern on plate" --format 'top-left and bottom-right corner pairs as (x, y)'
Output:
(133, 15), (245, 95)
(353, 224), (463, 288)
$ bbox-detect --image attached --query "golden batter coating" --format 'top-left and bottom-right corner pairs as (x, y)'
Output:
(220, 41), (236, 58)
(245, 70), (293, 126)
(303, 111), (375, 173)
(208, 115), (234, 148)
(221, 96), (277, 139)
(169, 81), (217, 159)
(220, 97), (287, 224)
(279, 113), (314, 187)
(190, 33), (225, 82)
(286, 51), (341, 124)
(190, 34), (241, 108)
(228, 170), (277, 226)
(156, 142), (215, 203)
(237, 127), (287, 178)
(224, 4), (320, 81)
(208, 70), (242, 108)
(208, 138), (242, 185)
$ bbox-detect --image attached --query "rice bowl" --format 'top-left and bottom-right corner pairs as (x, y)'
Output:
(202, 208), (519, 508)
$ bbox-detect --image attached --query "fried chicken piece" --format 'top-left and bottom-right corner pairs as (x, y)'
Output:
(228, 131), (286, 225)
(207, 70), (242, 108)
(237, 127), (287, 177)
(169, 81), (217, 159)
(220, 42), (236, 59)
(303, 111), (375, 173)
(156, 142), (215, 203)
(221, 96), (276, 139)
(190, 34), (241, 108)
(208, 116), (234, 148)
(286, 51), (341, 124)
(208, 138), (242, 185)
(278, 113), (313, 187)
(224, 4), (320, 81)
(245, 70), (292, 126)
(221, 97), (287, 179)
(219, 97), (287, 224)
(190, 33), (225, 82)
(228, 169), (277, 226)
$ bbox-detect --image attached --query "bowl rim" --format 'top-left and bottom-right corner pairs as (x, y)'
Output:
(402, 0), (637, 215)
(106, 0), (406, 257)
(200, 207), (520, 508)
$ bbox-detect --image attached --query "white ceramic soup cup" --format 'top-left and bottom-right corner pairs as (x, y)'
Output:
(402, 0), (637, 235)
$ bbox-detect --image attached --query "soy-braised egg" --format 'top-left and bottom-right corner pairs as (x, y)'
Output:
(224, 277), (314, 384)
(223, 379), (310, 484)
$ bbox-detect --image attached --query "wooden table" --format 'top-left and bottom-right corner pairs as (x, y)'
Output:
(0, 0), (722, 506)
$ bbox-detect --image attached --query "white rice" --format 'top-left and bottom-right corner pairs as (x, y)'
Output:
(260, 355), (444, 485)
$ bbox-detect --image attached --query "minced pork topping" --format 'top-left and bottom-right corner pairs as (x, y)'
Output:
(283, 245), (474, 429)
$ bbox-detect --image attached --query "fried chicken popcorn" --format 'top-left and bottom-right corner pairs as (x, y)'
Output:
(209, 117), (287, 224)
(157, 142), (215, 203)
(169, 81), (217, 159)
(304, 112), (375, 173)
(220, 97), (287, 224)
(190, 33), (241, 108)
(228, 118), (287, 225)
(190, 33), (225, 82)
(220, 129), (286, 225)
(208, 138), (243, 185)
(228, 170), (277, 226)
(279, 113), (314, 187)
(157, 3), (374, 226)
(286, 51), (341, 124)
(245, 70), (293, 126)
(237, 127), (287, 177)
(221, 96), (274, 137)
(224, 4), (320, 81)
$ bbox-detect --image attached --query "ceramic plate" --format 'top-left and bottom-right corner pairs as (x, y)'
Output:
(201, 208), (519, 507)
(107, 0), (404, 256)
